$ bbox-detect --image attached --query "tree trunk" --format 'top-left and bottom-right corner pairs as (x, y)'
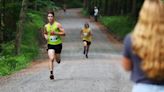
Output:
(0, 0), (1, 29)
(0, 0), (5, 52)
(0, 0), (5, 43)
(83, 0), (87, 8)
(34, 1), (37, 10)
(132, 0), (136, 17)
(15, 0), (28, 55)
(104, 0), (108, 15)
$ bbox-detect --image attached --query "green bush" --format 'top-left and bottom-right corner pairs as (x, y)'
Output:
(0, 10), (44, 77)
(22, 10), (44, 58)
(1, 42), (15, 55)
(82, 8), (89, 16)
(33, 0), (59, 11)
(0, 55), (29, 76)
(100, 16), (136, 39)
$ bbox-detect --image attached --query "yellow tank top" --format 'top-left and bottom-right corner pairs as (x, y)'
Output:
(82, 28), (92, 42)
(45, 22), (62, 45)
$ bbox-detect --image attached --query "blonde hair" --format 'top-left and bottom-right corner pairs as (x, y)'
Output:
(132, 0), (164, 79)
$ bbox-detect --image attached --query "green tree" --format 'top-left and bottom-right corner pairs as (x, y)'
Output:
(15, 0), (28, 55)
(84, 0), (143, 17)
(0, 0), (5, 44)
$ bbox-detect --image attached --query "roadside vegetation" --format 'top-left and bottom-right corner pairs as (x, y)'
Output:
(0, 0), (56, 76)
(99, 16), (136, 39)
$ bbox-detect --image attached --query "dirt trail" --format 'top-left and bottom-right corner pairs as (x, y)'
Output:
(0, 9), (132, 92)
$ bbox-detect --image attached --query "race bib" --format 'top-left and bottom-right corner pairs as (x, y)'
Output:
(50, 36), (57, 42)
(83, 33), (88, 36)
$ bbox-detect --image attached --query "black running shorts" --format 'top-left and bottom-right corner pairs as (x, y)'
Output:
(83, 40), (91, 45)
(47, 44), (62, 54)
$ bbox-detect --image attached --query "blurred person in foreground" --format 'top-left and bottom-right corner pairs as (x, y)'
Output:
(122, 0), (164, 92)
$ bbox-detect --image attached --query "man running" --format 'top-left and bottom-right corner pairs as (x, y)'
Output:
(80, 23), (92, 58)
(44, 11), (65, 80)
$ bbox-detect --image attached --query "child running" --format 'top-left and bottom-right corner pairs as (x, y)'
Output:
(80, 23), (92, 58)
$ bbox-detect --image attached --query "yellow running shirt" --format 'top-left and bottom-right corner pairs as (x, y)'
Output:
(82, 28), (92, 42)
(45, 22), (62, 45)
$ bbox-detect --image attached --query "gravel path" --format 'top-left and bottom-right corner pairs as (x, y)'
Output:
(0, 9), (132, 92)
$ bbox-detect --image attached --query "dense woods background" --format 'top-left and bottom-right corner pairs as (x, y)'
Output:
(0, 0), (56, 76)
(1, 0), (161, 76)
(83, 0), (144, 17)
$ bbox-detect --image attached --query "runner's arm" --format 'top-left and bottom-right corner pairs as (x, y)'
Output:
(80, 30), (83, 39)
(56, 23), (65, 36)
(88, 29), (92, 36)
(43, 27), (48, 40)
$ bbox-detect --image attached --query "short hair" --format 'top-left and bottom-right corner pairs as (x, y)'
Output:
(47, 11), (54, 16)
